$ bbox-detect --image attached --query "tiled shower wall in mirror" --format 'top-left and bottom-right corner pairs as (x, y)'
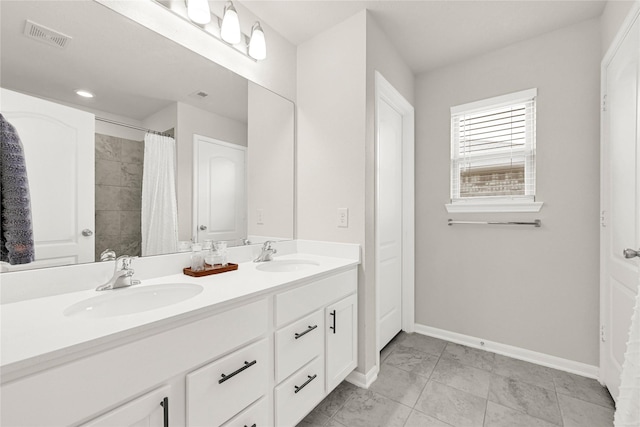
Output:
(94, 133), (143, 260)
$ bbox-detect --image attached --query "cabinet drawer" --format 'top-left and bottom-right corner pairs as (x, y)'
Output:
(275, 268), (357, 327)
(221, 396), (268, 427)
(275, 356), (324, 427)
(276, 310), (324, 383)
(187, 339), (268, 427)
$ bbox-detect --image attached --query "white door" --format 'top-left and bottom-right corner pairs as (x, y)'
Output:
(377, 97), (404, 350)
(600, 10), (640, 401)
(194, 135), (246, 243)
(1, 88), (95, 270)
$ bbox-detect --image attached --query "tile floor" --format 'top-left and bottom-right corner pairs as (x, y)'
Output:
(298, 332), (615, 427)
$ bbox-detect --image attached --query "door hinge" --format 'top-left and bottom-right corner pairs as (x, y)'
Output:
(601, 324), (606, 342)
(601, 210), (607, 227)
(602, 94), (607, 112)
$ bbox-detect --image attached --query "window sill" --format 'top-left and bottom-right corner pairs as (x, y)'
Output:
(445, 200), (544, 213)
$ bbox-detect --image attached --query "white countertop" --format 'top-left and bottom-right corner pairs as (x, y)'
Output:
(1, 253), (358, 381)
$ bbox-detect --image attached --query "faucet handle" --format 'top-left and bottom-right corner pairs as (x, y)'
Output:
(263, 241), (275, 250)
(116, 255), (137, 270)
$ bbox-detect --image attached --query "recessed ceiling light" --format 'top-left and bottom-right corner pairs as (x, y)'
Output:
(75, 89), (94, 98)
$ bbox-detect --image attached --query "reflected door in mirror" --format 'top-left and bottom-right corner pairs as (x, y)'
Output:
(195, 135), (247, 243)
(1, 88), (95, 270)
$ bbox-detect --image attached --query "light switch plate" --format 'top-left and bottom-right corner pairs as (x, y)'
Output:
(337, 208), (349, 228)
(257, 209), (264, 225)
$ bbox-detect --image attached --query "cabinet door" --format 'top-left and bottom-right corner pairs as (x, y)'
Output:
(81, 386), (170, 427)
(326, 294), (358, 392)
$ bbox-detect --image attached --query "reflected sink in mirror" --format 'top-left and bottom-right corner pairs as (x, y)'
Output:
(256, 260), (320, 273)
(64, 283), (203, 319)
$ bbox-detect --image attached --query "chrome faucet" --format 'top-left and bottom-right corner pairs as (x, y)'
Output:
(254, 241), (277, 262)
(96, 255), (141, 291)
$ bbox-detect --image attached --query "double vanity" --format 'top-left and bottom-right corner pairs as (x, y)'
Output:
(0, 241), (359, 427)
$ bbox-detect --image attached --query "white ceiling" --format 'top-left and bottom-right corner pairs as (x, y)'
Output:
(0, 0), (609, 120)
(241, 0), (608, 73)
(1, 0), (248, 123)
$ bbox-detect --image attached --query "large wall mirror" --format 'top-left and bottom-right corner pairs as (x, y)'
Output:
(0, 0), (295, 272)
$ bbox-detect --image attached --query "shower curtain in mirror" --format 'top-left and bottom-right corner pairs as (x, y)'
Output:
(141, 133), (178, 256)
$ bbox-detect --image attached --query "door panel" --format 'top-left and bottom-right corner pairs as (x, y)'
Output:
(194, 135), (246, 243)
(377, 98), (404, 350)
(601, 13), (640, 400)
(1, 88), (95, 270)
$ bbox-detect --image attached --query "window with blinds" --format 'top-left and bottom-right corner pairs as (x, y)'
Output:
(450, 89), (537, 204)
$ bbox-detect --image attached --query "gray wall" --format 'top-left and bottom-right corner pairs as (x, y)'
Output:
(247, 82), (295, 240)
(297, 10), (415, 376)
(95, 133), (144, 260)
(600, 1), (636, 56)
(297, 10), (368, 372)
(414, 18), (602, 365)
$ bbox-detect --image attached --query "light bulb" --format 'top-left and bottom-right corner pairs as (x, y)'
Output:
(220, 1), (241, 45)
(248, 22), (266, 60)
(187, 0), (211, 25)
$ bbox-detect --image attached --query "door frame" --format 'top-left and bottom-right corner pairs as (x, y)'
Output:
(599, 1), (640, 390)
(374, 71), (415, 367)
(192, 134), (247, 243)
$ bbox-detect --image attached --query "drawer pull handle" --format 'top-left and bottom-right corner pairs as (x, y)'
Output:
(294, 374), (317, 394)
(294, 325), (318, 339)
(160, 397), (169, 427)
(219, 360), (257, 384)
(244, 424), (256, 427)
(329, 310), (336, 334)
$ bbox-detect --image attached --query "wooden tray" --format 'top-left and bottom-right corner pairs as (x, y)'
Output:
(183, 263), (238, 277)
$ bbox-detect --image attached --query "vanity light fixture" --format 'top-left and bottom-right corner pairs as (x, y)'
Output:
(248, 22), (266, 60)
(187, 0), (211, 25)
(220, 1), (241, 45)
(172, 0), (267, 61)
(75, 89), (94, 98)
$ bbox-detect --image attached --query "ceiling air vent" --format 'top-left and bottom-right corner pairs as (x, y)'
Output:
(189, 90), (210, 100)
(23, 20), (72, 49)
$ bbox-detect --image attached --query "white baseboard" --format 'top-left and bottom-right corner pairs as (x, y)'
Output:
(414, 323), (599, 379)
(345, 365), (379, 389)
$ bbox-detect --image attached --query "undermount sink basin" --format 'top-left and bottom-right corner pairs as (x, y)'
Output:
(64, 283), (203, 319)
(256, 259), (320, 273)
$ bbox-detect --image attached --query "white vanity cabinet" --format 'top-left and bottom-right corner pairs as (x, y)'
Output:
(1, 263), (359, 427)
(273, 268), (358, 425)
(1, 299), (269, 427)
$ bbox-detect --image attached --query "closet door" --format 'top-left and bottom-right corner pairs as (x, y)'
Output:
(600, 7), (640, 401)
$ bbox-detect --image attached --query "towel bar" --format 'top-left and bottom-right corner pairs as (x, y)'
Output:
(447, 219), (541, 227)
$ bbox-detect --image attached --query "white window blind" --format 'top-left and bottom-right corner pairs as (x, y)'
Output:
(451, 89), (537, 203)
